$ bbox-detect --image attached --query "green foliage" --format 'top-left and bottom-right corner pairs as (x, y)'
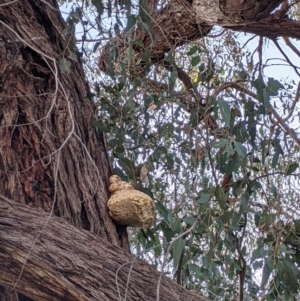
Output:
(61, 1), (300, 300)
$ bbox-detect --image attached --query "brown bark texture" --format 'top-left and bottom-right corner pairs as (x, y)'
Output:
(0, 0), (128, 300)
(225, 17), (300, 40)
(0, 1), (119, 240)
(98, 0), (212, 74)
(99, 0), (287, 75)
(0, 196), (209, 301)
(192, 0), (283, 24)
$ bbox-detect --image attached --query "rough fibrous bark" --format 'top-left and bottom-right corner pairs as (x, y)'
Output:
(193, 0), (283, 24)
(0, 0), (119, 242)
(0, 196), (209, 301)
(0, 0), (128, 300)
(99, 0), (286, 75)
(225, 17), (300, 40)
(98, 0), (212, 74)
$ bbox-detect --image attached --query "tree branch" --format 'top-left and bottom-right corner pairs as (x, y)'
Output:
(0, 196), (209, 301)
(212, 81), (300, 147)
(225, 17), (300, 40)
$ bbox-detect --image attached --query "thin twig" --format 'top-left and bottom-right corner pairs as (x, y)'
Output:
(0, 0), (18, 7)
(213, 82), (300, 147)
(283, 36), (300, 58)
(237, 213), (247, 301)
(283, 81), (300, 122)
(273, 38), (300, 77)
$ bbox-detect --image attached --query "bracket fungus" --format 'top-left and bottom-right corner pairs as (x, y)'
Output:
(107, 175), (155, 228)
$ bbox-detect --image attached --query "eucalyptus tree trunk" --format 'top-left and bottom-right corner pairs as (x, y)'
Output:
(0, 0), (125, 300)
(0, 0), (119, 240)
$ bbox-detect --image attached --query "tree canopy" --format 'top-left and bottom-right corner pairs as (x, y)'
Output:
(2, 0), (300, 300)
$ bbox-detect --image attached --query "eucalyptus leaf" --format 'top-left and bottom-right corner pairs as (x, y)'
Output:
(173, 238), (186, 271)
(234, 141), (247, 158)
(191, 56), (201, 66)
(286, 162), (298, 175)
(218, 100), (231, 126)
(126, 15), (136, 31)
(261, 255), (273, 288)
(196, 192), (211, 204)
